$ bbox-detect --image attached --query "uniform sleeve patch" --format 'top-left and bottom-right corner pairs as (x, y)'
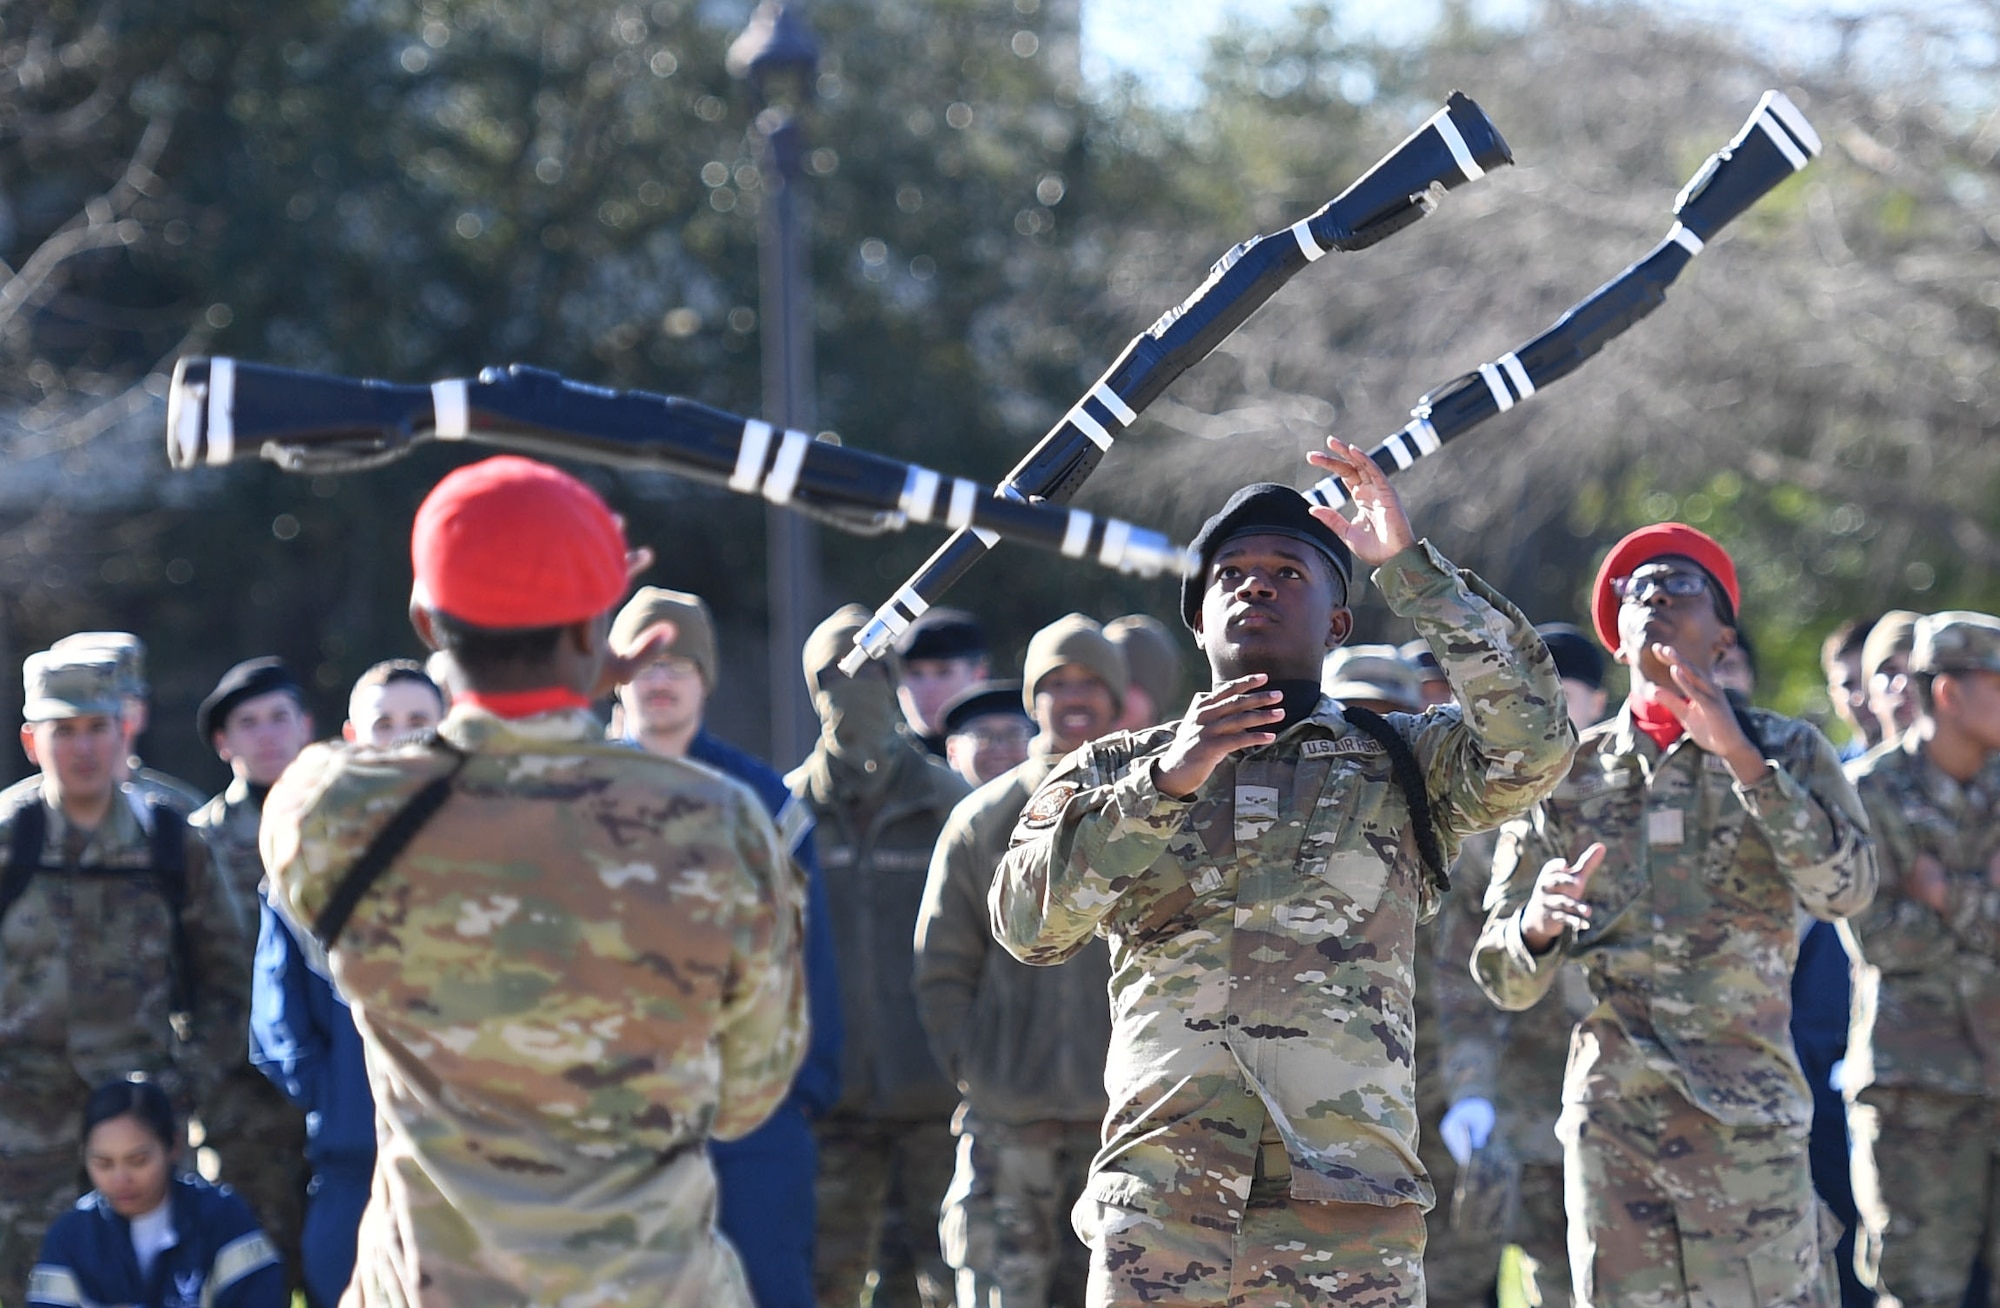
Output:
(1021, 781), (1082, 830)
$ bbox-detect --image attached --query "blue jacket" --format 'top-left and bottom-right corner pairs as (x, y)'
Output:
(249, 891), (376, 1174)
(687, 728), (844, 1119)
(28, 1174), (285, 1308)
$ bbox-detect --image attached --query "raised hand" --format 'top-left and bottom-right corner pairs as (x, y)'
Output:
(1648, 643), (1766, 783)
(1521, 842), (1607, 953)
(1151, 674), (1284, 799)
(1303, 438), (1418, 566)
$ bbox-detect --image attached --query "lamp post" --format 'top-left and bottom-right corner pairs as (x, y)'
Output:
(729, 1), (821, 766)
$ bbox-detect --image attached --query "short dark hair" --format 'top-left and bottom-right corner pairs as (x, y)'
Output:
(82, 1076), (177, 1154)
(1820, 615), (1879, 678)
(428, 612), (567, 679)
(351, 658), (443, 704)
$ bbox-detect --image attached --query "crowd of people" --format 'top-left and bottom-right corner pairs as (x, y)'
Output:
(0, 439), (1994, 1308)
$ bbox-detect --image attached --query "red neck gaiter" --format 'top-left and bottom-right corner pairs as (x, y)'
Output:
(455, 687), (592, 720)
(1628, 688), (1686, 751)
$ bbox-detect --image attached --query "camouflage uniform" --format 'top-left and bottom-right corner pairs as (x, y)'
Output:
(792, 739), (969, 1308)
(260, 705), (807, 1306)
(992, 541), (1576, 1307)
(1473, 704), (1876, 1307)
(1843, 715), (2000, 1302)
(1432, 829), (1588, 1308)
(916, 737), (1113, 1308)
(0, 779), (252, 1307)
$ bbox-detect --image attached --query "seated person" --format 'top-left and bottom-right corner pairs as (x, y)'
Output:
(28, 1077), (285, 1308)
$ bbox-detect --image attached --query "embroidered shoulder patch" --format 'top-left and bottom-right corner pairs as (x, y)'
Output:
(1302, 737), (1385, 759)
(1021, 781), (1082, 830)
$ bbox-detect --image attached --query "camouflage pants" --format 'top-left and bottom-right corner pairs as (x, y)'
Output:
(938, 1113), (1095, 1308)
(205, 1065), (311, 1294)
(1073, 1106), (1427, 1307)
(1558, 1095), (1835, 1308)
(816, 1115), (957, 1308)
(1848, 1084), (2000, 1308)
(0, 1148), (82, 1308)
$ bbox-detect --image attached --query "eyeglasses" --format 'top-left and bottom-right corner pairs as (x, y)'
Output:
(1612, 567), (1709, 605)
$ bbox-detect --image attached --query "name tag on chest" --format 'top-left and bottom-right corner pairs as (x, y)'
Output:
(1647, 808), (1685, 848)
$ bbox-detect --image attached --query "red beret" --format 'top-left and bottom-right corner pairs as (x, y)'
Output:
(411, 456), (628, 629)
(1591, 522), (1740, 652)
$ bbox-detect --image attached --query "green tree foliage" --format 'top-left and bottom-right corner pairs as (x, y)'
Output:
(2, 0), (1996, 777)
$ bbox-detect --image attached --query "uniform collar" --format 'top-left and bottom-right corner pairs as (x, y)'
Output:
(439, 704), (604, 752)
(37, 779), (144, 859)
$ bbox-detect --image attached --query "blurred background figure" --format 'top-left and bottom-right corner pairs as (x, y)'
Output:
(894, 609), (991, 758)
(1105, 614), (1186, 732)
(191, 657), (314, 1296)
(28, 1077), (283, 1308)
(0, 650), (251, 1308)
(1323, 643), (1425, 714)
(1822, 615), (1884, 761)
(939, 680), (1034, 788)
(793, 605), (967, 1308)
(1398, 637), (1456, 709)
(1863, 610), (1922, 747)
(1537, 622), (1609, 729)
(341, 660), (444, 746)
(611, 587), (845, 1308)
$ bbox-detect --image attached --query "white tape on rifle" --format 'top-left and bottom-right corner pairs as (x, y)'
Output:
(900, 466), (941, 522)
(430, 379), (469, 440)
(761, 429), (812, 504)
(1497, 352), (1537, 400)
(1433, 109), (1484, 183)
(1091, 381), (1138, 426)
(731, 420), (774, 494)
(1060, 510), (1092, 558)
(1477, 362), (1515, 413)
(946, 478), (978, 529)
(205, 357), (235, 466)
(1667, 222), (1705, 257)
(1098, 517), (1132, 567)
(1290, 218), (1327, 263)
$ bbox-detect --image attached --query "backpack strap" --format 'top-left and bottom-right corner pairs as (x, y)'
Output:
(1339, 706), (1449, 895)
(312, 740), (468, 949)
(0, 798), (48, 929)
(145, 802), (194, 1015)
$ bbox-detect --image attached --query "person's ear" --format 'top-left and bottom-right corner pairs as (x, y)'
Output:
(1714, 624), (1739, 670)
(409, 605), (441, 652)
(342, 722), (358, 743)
(1326, 606), (1354, 650)
(19, 725), (38, 768)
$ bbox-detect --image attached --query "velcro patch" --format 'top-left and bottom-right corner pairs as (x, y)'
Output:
(1021, 781), (1082, 830)
(1302, 737), (1385, 759)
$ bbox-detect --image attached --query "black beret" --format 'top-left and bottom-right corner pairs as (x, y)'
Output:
(1180, 483), (1354, 630)
(198, 657), (304, 744)
(894, 607), (987, 662)
(1536, 623), (1606, 690)
(939, 680), (1030, 736)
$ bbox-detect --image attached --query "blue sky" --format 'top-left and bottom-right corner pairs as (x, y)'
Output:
(1078, 0), (1961, 108)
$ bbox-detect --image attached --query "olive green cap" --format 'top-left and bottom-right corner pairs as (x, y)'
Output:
(51, 631), (146, 698)
(22, 650), (124, 723)
(1022, 614), (1127, 714)
(1322, 644), (1425, 712)
(611, 586), (718, 690)
(1912, 611), (2000, 677)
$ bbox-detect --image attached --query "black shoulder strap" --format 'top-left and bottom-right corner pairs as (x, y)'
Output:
(312, 741), (468, 949)
(1340, 706), (1449, 895)
(145, 802), (194, 1015)
(0, 799), (48, 927)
